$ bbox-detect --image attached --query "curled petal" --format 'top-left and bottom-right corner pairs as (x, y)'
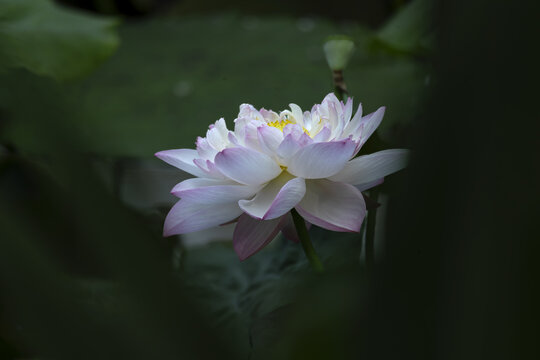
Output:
(296, 179), (366, 232)
(286, 139), (356, 179)
(164, 200), (243, 236)
(214, 147), (282, 185)
(289, 103), (305, 127)
(329, 149), (409, 185)
(171, 178), (260, 204)
(238, 172), (305, 220)
(233, 214), (287, 260)
(155, 149), (207, 177)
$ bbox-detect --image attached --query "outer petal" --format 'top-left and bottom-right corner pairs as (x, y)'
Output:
(295, 179), (366, 232)
(214, 147), (282, 185)
(164, 200), (243, 236)
(356, 178), (384, 192)
(171, 178), (260, 204)
(238, 172), (306, 220)
(233, 214), (287, 260)
(286, 139), (356, 179)
(328, 149), (409, 185)
(155, 149), (207, 177)
(358, 106), (385, 144)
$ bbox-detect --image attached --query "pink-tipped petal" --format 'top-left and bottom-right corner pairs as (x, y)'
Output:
(358, 106), (385, 144)
(329, 149), (409, 185)
(171, 178), (260, 204)
(214, 147), (282, 185)
(238, 172), (305, 220)
(296, 179), (366, 232)
(155, 149), (207, 177)
(233, 214), (287, 260)
(286, 139), (356, 179)
(163, 200), (243, 236)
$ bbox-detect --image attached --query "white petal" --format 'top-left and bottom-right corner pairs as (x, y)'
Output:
(238, 104), (263, 121)
(164, 200), (243, 236)
(238, 172), (305, 220)
(289, 103), (305, 127)
(296, 179), (366, 232)
(343, 97), (353, 122)
(196, 137), (217, 160)
(233, 214), (286, 260)
(206, 118), (230, 151)
(257, 126), (283, 155)
(171, 178), (260, 204)
(358, 107), (385, 144)
(276, 133), (303, 160)
(312, 126), (331, 142)
(286, 139), (356, 179)
(329, 149), (409, 185)
(355, 178), (384, 192)
(155, 149), (207, 177)
(343, 103), (363, 138)
(214, 147), (282, 185)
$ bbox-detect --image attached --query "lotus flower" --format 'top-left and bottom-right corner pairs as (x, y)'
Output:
(156, 93), (408, 260)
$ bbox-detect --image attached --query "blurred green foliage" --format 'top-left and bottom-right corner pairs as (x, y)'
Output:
(0, 0), (119, 80)
(1, 11), (428, 158)
(375, 0), (434, 54)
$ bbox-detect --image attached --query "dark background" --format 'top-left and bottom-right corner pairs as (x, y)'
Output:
(1, 0), (538, 359)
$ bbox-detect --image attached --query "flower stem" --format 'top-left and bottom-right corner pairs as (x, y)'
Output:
(291, 209), (324, 273)
(365, 188), (379, 271)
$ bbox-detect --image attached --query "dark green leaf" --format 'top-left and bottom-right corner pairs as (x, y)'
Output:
(0, 0), (119, 80)
(375, 0), (434, 54)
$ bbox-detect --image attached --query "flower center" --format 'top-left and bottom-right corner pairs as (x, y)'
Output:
(266, 119), (293, 132)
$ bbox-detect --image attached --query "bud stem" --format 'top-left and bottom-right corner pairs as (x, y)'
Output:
(291, 209), (324, 273)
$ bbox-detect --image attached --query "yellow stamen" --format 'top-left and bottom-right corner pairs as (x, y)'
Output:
(267, 119), (293, 132)
(266, 118), (311, 136)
